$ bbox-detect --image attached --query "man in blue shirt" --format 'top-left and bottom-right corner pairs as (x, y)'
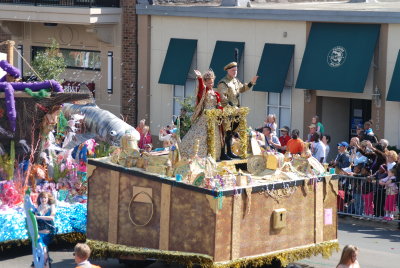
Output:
(260, 125), (281, 150)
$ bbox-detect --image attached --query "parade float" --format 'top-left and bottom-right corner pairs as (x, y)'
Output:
(85, 106), (339, 267)
(0, 41), (91, 255)
(0, 41), (339, 267)
(0, 41), (138, 261)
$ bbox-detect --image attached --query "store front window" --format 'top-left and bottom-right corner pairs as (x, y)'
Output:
(32, 46), (101, 70)
(266, 87), (292, 134)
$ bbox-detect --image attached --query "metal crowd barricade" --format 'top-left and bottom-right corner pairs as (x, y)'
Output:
(337, 175), (400, 222)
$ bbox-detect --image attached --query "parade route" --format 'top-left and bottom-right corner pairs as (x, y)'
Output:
(297, 218), (400, 268)
(1, 219), (399, 268)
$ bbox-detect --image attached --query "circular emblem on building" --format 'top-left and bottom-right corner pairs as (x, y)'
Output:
(327, 46), (347, 68)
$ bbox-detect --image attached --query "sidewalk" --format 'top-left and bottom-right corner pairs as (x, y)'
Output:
(338, 214), (400, 231)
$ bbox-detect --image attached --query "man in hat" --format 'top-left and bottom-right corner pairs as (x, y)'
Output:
(217, 61), (258, 160)
(333, 141), (351, 172)
(217, 62), (258, 107)
(278, 126), (291, 153)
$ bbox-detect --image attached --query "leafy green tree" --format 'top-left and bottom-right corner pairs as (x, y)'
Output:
(176, 97), (194, 138)
(31, 39), (66, 82)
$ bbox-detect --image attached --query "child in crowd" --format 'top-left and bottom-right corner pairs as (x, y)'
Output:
(74, 243), (101, 268)
(336, 245), (360, 268)
(379, 168), (399, 220)
(159, 128), (172, 148)
(361, 166), (374, 216)
(371, 164), (388, 217)
(311, 115), (324, 135)
(265, 114), (277, 136)
(386, 150), (398, 170)
(351, 164), (364, 215)
(362, 120), (378, 144)
(159, 127), (179, 149)
(144, 143), (152, 152)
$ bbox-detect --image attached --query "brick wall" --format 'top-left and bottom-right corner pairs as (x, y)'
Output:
(121, 0), (138, 127)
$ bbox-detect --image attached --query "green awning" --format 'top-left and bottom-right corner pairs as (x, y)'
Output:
(158, 38), (197, 86)
(387, 50), (400, 102)
(253, 43), (294, 93)
(209, 41), (245, 83)
(296, 23), (380, 93)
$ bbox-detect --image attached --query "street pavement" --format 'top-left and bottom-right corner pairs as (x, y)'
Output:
(1, 218), (399, 268)
(296, 217), (400, 268)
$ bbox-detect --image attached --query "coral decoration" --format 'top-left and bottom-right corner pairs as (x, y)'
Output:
(0, 181), (23, 207)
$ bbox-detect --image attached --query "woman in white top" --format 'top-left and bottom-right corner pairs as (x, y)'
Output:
(322, 134), (331, 163)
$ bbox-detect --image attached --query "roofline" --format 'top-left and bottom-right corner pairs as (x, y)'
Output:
(136, 4), (400, 24)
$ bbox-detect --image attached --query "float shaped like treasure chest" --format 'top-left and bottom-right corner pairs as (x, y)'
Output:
(144, 153), (170, 176)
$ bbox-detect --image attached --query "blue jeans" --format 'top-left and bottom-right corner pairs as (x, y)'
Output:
(353, 193), (364, 215)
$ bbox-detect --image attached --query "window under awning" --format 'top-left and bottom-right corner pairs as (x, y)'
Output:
(158, 38), (197, 86)
(387, 50), (400, 102)
(209, 41), (245, 83)
(253, 43), (294, 93)
(296, 23), (380, 93)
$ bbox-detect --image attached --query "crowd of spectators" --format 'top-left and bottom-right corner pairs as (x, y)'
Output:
(254, 114), (399, 223)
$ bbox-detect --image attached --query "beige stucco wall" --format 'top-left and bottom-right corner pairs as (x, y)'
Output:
(13, 22), (122, 115)
(149, 16), (306, 135)
(385, 24), (400, 146)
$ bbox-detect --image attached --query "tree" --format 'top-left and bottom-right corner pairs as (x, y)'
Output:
(31, 39), (66, 83)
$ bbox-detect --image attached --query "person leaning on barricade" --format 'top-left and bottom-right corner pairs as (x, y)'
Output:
(331, 141), (351, 175)
(355, 140), (386, 174)
(331, 142), (352, 213)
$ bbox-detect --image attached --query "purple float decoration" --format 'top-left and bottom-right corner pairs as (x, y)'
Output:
(10, 80), (64, 93)
(0, 83), (16, 132)
(0, 60), (21, 79)
(0, 60), (64, 132)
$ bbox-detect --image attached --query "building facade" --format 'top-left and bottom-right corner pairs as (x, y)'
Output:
(137, 1), (400, 155)
(0, 0), (138, 125)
